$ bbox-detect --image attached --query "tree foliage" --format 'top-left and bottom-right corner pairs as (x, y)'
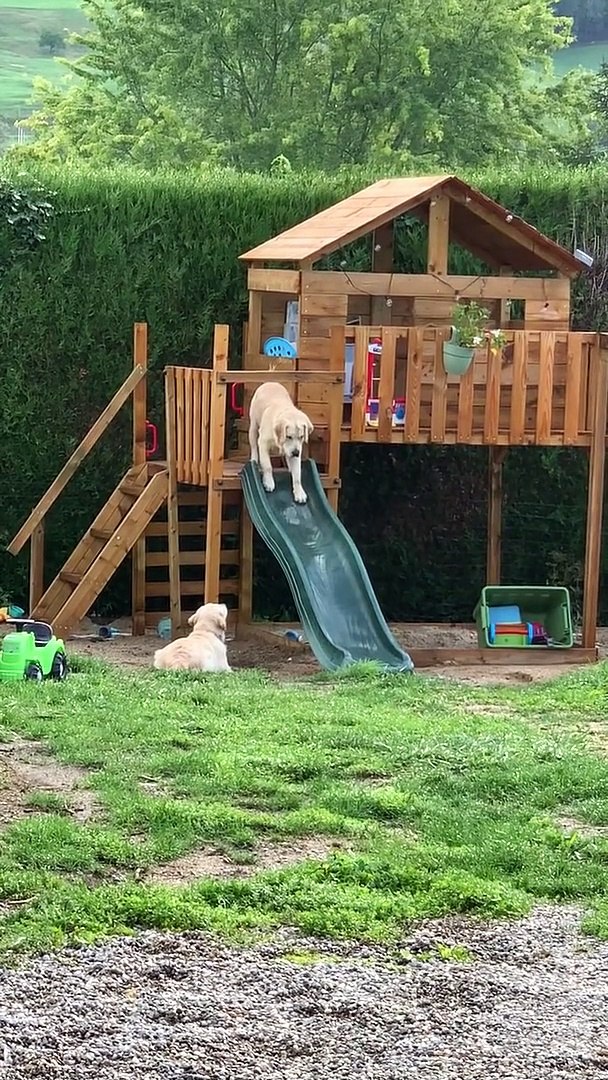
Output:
(13, 0), (590, 171)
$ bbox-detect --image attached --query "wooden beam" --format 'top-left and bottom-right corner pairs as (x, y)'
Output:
(238, 506), (254, 626)
(131, 322), (148, 636)
(486, 447), (507, 585)
(247, 268), (301, 293)
(216, 370), (343, 386)
(164, 368), (182, 636)
(581, 340), (608, 649)
(427, 194), (450, 275)
(408, 647), (597, 668)
(28, 522), (45, 614)
(371, 221), (394, 325)
(448, 188), (579, 276)
(8, 364), (146, 556)
(499, 266), (512, 324)
(205, 325), (229, 604)
(301, 271), (570, 301)
(326, 327), (345, 512)
(247, 288), (263, 369)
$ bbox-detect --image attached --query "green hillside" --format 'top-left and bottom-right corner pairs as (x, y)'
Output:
(0, 0), (88, 148)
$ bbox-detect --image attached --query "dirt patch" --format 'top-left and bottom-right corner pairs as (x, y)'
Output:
(66, 616), (608, 687)
(0, 738), (96, 826)
(146, 836), (350, 886)
(556, 815), (608, 839)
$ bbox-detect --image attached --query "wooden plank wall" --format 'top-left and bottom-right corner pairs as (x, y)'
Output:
(298, 292), (348, 461)
(143, 488), (240, 626)
(165, 366), (210, 485)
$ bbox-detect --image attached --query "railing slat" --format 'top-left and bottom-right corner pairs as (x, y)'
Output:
(201, 371), (211, 482)
(377, 329), (396, 442)
(352, 327), (369, 437)
(176, 368), (186, 483)
(536, 332), (555, 442)
(456, 357), (474, 442)
(484, 343), (502, 443)
(430, 332), (447, 443)
(184, 367), (194, 484)
(509, 332), (527, 444)
(563, 335), (582, 445)
(192, 370), (202, 484)
(404, 329), (422, 442)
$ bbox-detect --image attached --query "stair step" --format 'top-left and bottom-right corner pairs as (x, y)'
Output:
(90, 527), (113, 542)
(59, 571), (82, 586)
(120, 483), (145, 498)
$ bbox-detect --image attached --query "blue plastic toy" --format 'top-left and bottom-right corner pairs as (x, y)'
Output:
(262, 337), (297, 360)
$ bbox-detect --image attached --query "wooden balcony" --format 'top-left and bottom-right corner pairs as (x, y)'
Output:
(336, 326), (601, 447)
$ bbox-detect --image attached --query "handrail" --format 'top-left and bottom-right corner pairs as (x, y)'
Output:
(8, 364), (147, 555)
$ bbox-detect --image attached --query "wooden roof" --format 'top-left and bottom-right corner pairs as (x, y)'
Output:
(240, 176), (581, 276)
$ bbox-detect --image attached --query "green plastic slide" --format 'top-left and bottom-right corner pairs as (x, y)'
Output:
(241, 460), (414, 673)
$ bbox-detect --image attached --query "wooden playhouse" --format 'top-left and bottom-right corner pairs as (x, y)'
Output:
(6, 175), (608, 667)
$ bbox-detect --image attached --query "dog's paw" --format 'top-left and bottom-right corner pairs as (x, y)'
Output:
(293, 486), (308, 504)
(262, 474), (276, 493)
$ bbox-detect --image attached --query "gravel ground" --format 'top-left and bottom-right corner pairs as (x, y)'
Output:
(1, 905), (608, 1079)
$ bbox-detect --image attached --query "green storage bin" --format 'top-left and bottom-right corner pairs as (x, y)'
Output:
(473, 585), (573, 649)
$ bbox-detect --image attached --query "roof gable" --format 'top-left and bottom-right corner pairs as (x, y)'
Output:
(240, 176), (581, 276)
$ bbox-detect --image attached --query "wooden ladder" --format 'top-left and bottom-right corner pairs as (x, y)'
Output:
(32, 466), (168, 636)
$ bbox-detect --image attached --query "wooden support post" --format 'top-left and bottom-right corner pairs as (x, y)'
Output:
(581, 340), (608, 649)
(327, 327), (345, 512)
(205, 325), (229, 605)
(486, 447), (507, 585)
(371, 222), (394, 325)
(499, 266), (512, 326)
(131, 322), (148, 635)
(29, 522), (45, 614)
(239, 506), (254, 628)
(427, 194), (450, 275)
(164, 368), (182, 637)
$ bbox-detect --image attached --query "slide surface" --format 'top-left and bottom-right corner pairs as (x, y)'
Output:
(241, 460), (414, 673)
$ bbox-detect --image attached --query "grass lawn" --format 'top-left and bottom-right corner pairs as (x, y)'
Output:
(1, 659), (608, 956)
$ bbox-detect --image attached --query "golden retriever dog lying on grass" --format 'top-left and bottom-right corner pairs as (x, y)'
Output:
(248, 382), (314, 504)
(153, 603), (231, 673)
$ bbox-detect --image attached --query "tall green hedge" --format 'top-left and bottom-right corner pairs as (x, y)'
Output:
(0, 164), (606, 622)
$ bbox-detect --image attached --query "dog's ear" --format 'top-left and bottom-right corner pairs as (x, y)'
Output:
(188, 606), (204, 627)
(305, 417), (314, 441)
(273, 418), (286, 448)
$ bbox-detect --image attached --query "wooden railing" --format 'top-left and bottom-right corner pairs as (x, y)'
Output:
(7, 323), (149, 612)
(337, 326), (602, 446)
(164, 366), (212, 485)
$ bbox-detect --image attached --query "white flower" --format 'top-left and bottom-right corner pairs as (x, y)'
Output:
(472, 335), (483, 346)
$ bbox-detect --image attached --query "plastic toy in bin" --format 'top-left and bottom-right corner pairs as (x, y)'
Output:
(475, 587), (572, 649)
(488, 622), (533, 647)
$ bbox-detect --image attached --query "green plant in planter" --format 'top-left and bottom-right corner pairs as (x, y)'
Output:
(443, 302), (491, 375)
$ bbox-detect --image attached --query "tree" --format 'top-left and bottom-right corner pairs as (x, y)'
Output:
(39, 30), (66, 55)
(15, 0), (581, 170)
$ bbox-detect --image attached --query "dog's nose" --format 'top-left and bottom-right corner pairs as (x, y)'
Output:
(290, 449), (300, 458)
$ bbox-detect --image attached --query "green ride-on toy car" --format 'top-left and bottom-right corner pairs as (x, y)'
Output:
(0, 620), (68, 682)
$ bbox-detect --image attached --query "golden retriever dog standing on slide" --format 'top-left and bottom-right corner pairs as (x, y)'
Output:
(153, 603), (231, 673)
(248, 382), (314, 504)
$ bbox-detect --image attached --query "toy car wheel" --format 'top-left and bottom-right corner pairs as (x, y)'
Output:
(51, 652), (68, 681)
(25, 662), (43, 682)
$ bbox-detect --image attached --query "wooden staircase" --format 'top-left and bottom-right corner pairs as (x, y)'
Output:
(32, 465), (168, 635)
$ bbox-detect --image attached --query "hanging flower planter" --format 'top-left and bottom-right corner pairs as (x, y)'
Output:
(442, 329), (475, 375)
(442, 301), (494, 376)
